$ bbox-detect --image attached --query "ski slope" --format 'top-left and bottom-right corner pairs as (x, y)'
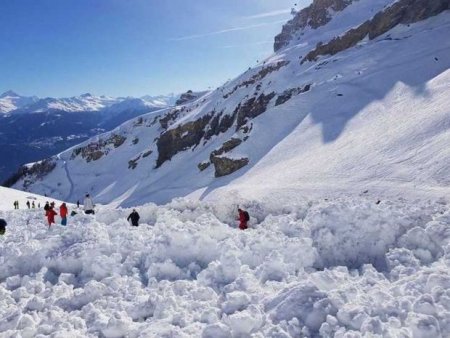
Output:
(1, 192), (449, 337)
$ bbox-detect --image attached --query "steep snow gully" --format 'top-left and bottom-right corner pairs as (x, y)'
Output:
(1, 194), (449, 337)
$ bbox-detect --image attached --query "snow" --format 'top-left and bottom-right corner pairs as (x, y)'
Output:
(1, 190), (449, 337)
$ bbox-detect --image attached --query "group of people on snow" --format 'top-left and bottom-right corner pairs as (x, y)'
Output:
(5, 193), (251, 233)
(13, 200), (39, 209)
(43, 194), (94, 227)
(44, 201), (68, 227)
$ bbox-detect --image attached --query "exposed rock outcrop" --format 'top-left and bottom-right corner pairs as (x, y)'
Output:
(156, 90), (277, 168)
(3, 158), (56, 188)
(128, 155), (141, 170)
(71, 134), (126, 162)
(142, 150), (153, 158)
(302, 0), (450, 63)
(274, 0), (354, 52)
(210, 138), (243, 160)
(235, 92), (276, 129)
(211, 156), (249, 177)
(223, 61), (289, 99)
(197, 161), (211, 171)
(159, 109), (181, 129)
(175, 90), (205, 105)
(156, 114), (213, 168)
(275, 84), (311, 106)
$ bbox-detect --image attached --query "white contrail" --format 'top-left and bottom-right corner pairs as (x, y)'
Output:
(244, 9), (291, 20)
(169, 19), (287, 42)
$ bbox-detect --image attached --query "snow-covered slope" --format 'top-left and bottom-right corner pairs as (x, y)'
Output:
(11, 0), (450, 207)
(0, 90), (38, 114)
(1, 193), (449, 336)
(0, 186), (64, 211)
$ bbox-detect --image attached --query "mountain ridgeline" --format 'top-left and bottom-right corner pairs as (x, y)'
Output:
(0, 92), (178, 182)
(8, 0), (450, 206)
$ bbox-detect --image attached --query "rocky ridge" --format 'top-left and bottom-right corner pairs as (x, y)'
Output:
(302, 0), (450, 63)
(274, 0), (355, 52)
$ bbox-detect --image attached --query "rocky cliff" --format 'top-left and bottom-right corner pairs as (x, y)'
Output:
(274, 0), (354, 52)
(302, 0), (450, 63)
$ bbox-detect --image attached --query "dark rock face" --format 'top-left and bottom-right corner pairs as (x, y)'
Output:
(156, 114), (213, 168)
(235, 92), (276, 129)
(210, 138), (243, 161)
(3, 158), (56, 188)
(274, 0), (354, 52)
(156, 109), (239, 168)
(156, 90), (277, 169)
(302, 0), (450, 63)
(142, 150), (153, 158)
(128, 155), (141, 169)
(223, 61), (289, 99)
(159, 109), (181, 129)
(71, 134), (127, 162)
(211, 156), (249, 177)
(204, 112), (237, 141)
(175, 90), (203, 105)
(197, 161), (211, 171)
(275, 84), (312, 106)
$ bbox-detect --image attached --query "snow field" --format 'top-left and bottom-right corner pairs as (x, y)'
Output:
(0, 196), (449, 337)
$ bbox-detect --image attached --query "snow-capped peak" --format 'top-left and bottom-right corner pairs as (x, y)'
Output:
(0, 90), (39, 114)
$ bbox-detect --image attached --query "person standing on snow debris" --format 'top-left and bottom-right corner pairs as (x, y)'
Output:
(237, 208), (249, 230)
(32, 201), (35, 208)
(44, 201), (50, 212)
(26, 201), (30, 209)
(13, 201), (16, 209)
(60, 203), (68, 226)
(77, 200), (80, 208)
(84, 194), (95, 215)
(0, 218), (7, 235)
(46, 202), (57, 228)
(127, 209), (140, 227)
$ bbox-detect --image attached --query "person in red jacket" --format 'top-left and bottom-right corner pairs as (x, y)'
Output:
(60, 203), (68, 226)
(238, 208), (249, 230)
(46, 204), (57, 228)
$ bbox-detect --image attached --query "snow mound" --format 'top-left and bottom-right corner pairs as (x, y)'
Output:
(1, 195), (449, 337)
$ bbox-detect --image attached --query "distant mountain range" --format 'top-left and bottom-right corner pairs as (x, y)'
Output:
(0, 90), (184, 182)
(0, 90), (176, 114)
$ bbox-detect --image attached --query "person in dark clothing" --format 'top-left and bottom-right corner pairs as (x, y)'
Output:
(77, 200), (80, 208)
(0, 218), (7, 235)
(127, 209), (140, 227)
(26, 201), (30, 209)
(238, 208), (249, 230)
(44, 202), (50, 212)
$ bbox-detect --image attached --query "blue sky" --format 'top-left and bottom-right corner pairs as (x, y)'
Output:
(0, 0), (310, 98)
